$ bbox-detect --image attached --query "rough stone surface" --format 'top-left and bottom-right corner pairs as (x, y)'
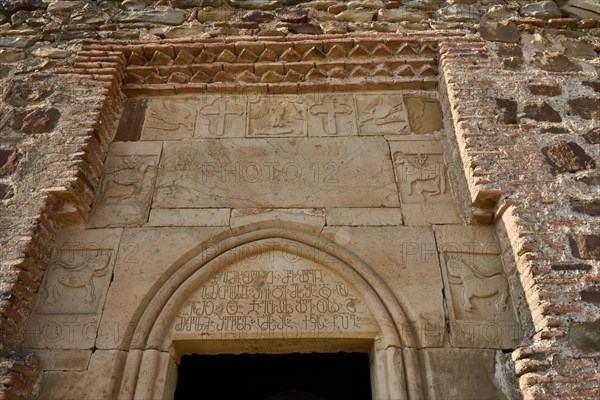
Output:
(520, 1), (562, 19)
(569, 319), (600, 353)
(568, 97), (600, 120)
(534, 52), (582, 72)
(479, 21), (519, 43)
(543, 141), (596, 173)
(523, 102), (562, 122)
(570, 234), (600, 259)
(570, 198), (600, 216)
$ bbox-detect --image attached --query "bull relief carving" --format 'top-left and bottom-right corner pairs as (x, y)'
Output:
(390, 140), (460, 225)
(394, 153), (446, 200)
(248, 96), (306, 137)
(356, 94), (408, 135)
(39, 249), (113, 314)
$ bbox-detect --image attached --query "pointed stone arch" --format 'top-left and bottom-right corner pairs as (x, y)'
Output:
(110, 222), (425, 399)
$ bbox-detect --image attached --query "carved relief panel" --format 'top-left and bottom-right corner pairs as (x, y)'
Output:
(434, 226), (523, 349)
(307, 94), (358, 136)
(355, 94), (408, 135)
(25, 228), (122, 349)
(248, 95), (306, 137)
(88, 142), (161, 228)
(390, 140), (460, 225)
(141, 98), (197, 141)
(196, 95), (246, 138)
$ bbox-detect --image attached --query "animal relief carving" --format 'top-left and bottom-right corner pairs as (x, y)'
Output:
(394, 152), (446, 201)
(142, 98), (196, 140)
(447, 257), (508, 314)
(357, 94), (408, 135)
(40, 250), (112, 314)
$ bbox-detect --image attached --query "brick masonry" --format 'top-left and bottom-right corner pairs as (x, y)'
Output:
(1, 1), (599, 398)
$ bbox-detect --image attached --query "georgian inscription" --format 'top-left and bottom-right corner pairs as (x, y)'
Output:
(172, 259), (377, 338)
(248, 96), (306, 137)
(196, 96), (246, 137)
(141, 98), (196, 140)
(307, 95), (357, 136)
(356, 94), (408, 135)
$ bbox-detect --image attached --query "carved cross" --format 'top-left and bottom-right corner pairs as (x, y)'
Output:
(199, 99), (244, 136)
(309, 97), (353, 135)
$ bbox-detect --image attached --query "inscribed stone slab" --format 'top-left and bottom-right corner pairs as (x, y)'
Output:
(88, 142), (162, 228)
(24, 228), (122, 349)
(321, 226), (445, 347)
(389, 140), (460, 225)
(434, 226), (523, 349)
(170, 245), (379, 341)
(230, 208), (326, 231)
(96, 227), (225, 349)
(154, 138), (399, 208)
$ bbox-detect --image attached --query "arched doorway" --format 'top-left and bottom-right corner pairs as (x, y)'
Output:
(110, 224), (425, 399)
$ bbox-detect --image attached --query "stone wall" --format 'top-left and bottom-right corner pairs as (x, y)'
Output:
(0, 0), (598, 399)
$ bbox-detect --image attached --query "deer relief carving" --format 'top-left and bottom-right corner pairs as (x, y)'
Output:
(447, 257), (509, 313)
(44, 251), (112, 306)
(394, 152), (446, 200)
(99, 156), (156, 205)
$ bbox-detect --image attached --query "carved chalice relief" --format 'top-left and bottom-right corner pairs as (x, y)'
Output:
(44, 251), (112, 306)
(309, 96), (353, 135)
(447, 257), (509, 313)
(393, 152), (446, 200)
(250, 100), (304, 136)
(358, 95), (405, 127)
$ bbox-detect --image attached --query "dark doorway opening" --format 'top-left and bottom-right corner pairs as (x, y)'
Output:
(174, 352), (372, 400)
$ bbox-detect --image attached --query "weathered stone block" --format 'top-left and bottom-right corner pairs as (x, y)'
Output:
(543, 141), (596, 173)
(568, 97), (600, 120)
(569, 318), (600, 353)
(0, 183), (14, 200)
(523, 101), (561, 122)
(520, 1), (562, 19)
(583, 127), (600, 144)
(580, 288), (600, 305)
(0, 149), (19, 178)
(479, 21), (519, 43)
(12, 108), (60, 134)
(495, 98), (517, 124)
(535, 52), (581, 72)
(570, 234), (600, 259)
(403, 95), (444, 134)
(570, 198), (600, 216)
(528, 84), (562, 97)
